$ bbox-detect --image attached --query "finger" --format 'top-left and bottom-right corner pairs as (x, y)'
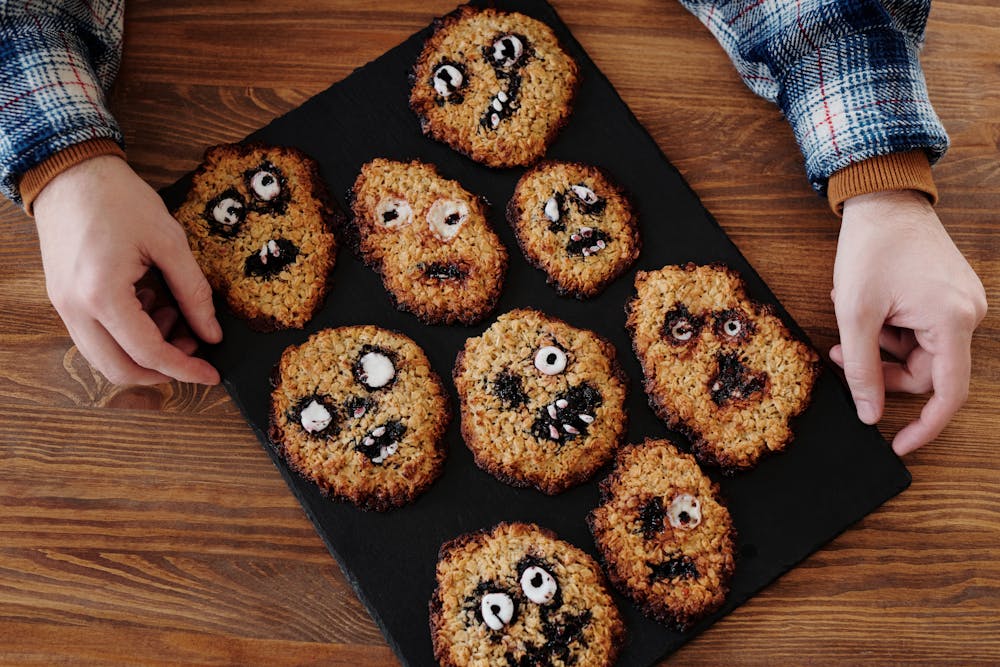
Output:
(65, 317), (172, 386)
(878, 326), (919, 361)
(136, 287), (156, 312)
(169, 336), (199, 356)
(148, 221), (223, 344)
(834, 302), (887, 424)
(98, 290), (220, 385)
(891, 332), (972, 456)
(150, 305), (179, 340)
(882, 346), (934, 394)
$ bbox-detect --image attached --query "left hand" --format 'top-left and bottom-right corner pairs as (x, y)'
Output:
(830, 190), (987, 455)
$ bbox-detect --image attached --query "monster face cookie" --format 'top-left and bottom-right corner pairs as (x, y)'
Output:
(588, 439), (736, 630)
(627, 263), (821, 471)
(454, 309), (627, 495)
(268, 326), (449, 511)
(349, 159), (507, 325)
(410, 5), (579, 167)
(429, 522), (624, 667)
(174, 143), (338, 330)
(508, 161), (640, 298)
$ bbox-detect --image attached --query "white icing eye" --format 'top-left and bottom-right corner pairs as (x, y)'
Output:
(212, 196), (245, 226)
(543, 196), (560, 223)
(480, 592), (515, 631)
(249, 170), (281, 201)
(375, 196), (413, 229)
(723, 319), (742, 336)
(671, 319), (694, 341)
(534, 346), (567, 375)
(299, 399), (332, 434)
(433, 64), (464, 98)
(520, 565), (557, 605)
(357, 351), (395, 389)
(492, 34), (524, 68)
(427, 198), (469, 241)
(570, 184), (599, 205)
(667, 493), (702, 529)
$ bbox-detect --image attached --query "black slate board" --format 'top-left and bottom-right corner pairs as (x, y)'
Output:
(158, 1), (911, 664)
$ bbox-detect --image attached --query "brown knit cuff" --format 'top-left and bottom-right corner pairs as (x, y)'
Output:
(827, 150), (938, 216)
(18, 138), (126, 215)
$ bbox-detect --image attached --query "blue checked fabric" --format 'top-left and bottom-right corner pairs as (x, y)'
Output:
(678, 0), (949, 194)
(0, 0), (124, 205)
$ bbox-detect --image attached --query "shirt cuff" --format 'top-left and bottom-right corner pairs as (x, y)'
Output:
(18, 139), (126, 216)
(826, 149), (937, 216)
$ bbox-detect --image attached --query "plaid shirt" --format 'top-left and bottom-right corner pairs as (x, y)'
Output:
(0, 0), (948, 205)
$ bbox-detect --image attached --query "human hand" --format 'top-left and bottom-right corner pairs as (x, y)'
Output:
(830, 190), (986, 455)
(33, 155), (222, 385)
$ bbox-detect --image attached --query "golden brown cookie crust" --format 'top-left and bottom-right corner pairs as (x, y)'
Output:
(588, 439), (736, 630)
(429, 522), (624, 667)
(173, 142), (339, 331)
(410, 5), (580, 168)
(348, 158), (507, 325)
(507, 161), (640, 298)
(454, 308), (628, 495)
(268, 326), (449, 511)
(626, 263), (821, 471)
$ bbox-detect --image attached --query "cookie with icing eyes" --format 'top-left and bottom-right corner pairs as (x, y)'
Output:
(268, 326), (449, 511)
(454, 308), (627, 495)
(508, 161), (640, 298)
(588, 439), (736, 630)
(349, 158), (507, 325)
(173, 143), (338, 331)
(627, 263), (821, 471)
(410, 5), (579, 167)
(429, 522), (624, 667)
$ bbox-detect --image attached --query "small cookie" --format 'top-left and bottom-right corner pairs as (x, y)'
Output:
(627, 263), (821, 471)
(349, 158), (507, 325)
(588, 439), (736, 630)
(268, 326), (449, 511)
(174, 143), (338, 331)
(507, 161), (640, 298)
(454, 309), (627, 494)
(429, 522), (624, 667)
(410, 5), (579, 167)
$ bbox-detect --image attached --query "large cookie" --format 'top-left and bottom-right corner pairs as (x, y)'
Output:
(173, 143), (338, 331)
(349, 158), (507, 325)
(429, 522), (624, 667)
(268, 326), (449, 511)
(627, 263), (821, 471)
(588, 439), (736, 630)
(507, 161), (640, 298)
(454, 309), (627, 495)
(410, 5), (579, 167)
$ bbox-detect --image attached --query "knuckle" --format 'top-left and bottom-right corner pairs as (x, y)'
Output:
(189, 277), (215, 307)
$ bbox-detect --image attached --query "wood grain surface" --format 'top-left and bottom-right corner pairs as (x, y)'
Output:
(1, 1), (997, 664)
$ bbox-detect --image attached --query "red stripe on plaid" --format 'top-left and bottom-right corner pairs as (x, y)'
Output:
(728, 0), (767, 26)
(0, 79), (100, 113)
(58, 30), (102, 117)
(809, 98), (926, 131)
(795, 0), (840, 157)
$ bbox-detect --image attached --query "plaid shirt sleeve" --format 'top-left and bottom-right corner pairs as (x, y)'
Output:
(677, 0), (949, 195)
(0, 0), (124, 206)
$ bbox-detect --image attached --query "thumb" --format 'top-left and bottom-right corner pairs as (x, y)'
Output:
(834, 298), (886, 425)
(150, 220), (223, 344)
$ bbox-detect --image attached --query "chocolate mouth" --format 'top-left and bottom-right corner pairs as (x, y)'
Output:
(244, 238), (299, 278)
(565, 227), (610, 258)
(647, 555), (699, 583)
(356, 420), (405, 465)
(422, 261), (468, 281)
(480, 75), (521, 131)
(709, 352), (767, 406)
(531, 383), (602, 443)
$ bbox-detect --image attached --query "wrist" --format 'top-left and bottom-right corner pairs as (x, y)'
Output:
(20, 140), (126, 216)
(828, 150), (937, 216)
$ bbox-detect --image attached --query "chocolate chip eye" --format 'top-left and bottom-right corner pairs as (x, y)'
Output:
(664, 305), (704, 345)
(427, 198), (469, 241)
(249, 169), (281, 202)
(374, 196), (413, 229)
(355, 349), (395, 389)
(667, 493), (702, 529)
(724, 319), (741, 336)
(209, 192), (246, 228)
(671, 319), (695, 341)
(480, 592), (515, 631)
(299, 399), (332, 433)
(570, 184), (599, 205)
(543, 195), (561, 223)
(433, 63), (465, 99)
(533, 346), (566, 375)
(520, 565), (557, 604)
(491, 34), (524, 68)
(714, 308), (754, 340)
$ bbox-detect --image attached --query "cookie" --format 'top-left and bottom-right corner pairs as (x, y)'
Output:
(268, 326), (449, 511)
(507, 161), (640, 298)
(348, 158), (507, 325)
(429, 522), (624, 667)
(173, 143), (338, 331)
(588, 438), (736, 630)
(410, 5), (579, 168)
(454, 309), (627, 495)
(627, 263), (821, 471)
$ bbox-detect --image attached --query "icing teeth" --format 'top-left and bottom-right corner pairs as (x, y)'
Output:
(497, 91), (508, 102)
(555, 399), (568, 409)
(371, 441), (398, 464)
(548, 424), (560, 439)
(547, 404), (558, 419)
(489, 112), (500, 128)
(579, 414), (594, 423)
(353, 406), (366, 418)
(259, 239), (280, 263)
(363, 436), (375, 446)
(563, 423), (579, 435)
(492, 98), (503, 111)
(372, 426), (386, 437)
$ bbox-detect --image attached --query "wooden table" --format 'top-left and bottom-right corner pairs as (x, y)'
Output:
(2, 1), (997, 664)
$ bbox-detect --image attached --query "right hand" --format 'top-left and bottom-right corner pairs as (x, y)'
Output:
(33, 154), (222, 386)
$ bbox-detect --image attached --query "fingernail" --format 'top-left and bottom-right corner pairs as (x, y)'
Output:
(857, 400), (878, 424)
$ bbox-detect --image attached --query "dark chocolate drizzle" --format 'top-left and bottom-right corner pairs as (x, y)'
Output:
(530, 383), (603, 444)
(422, 262), (468, 281)
(492, 371), (528, 409)
(479, 33), (531, 131)
(287, 394), (338, 438)
(203, 188), (247, 237)
(639, 497), (666, 539)
(565, 228), (611, 257)
(709, 352), (767, 406)
(648, 555), (699, 583)
(662, 303), (705, 345)
(354, 419), (406, 463)
(244, 238), (299, 278)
